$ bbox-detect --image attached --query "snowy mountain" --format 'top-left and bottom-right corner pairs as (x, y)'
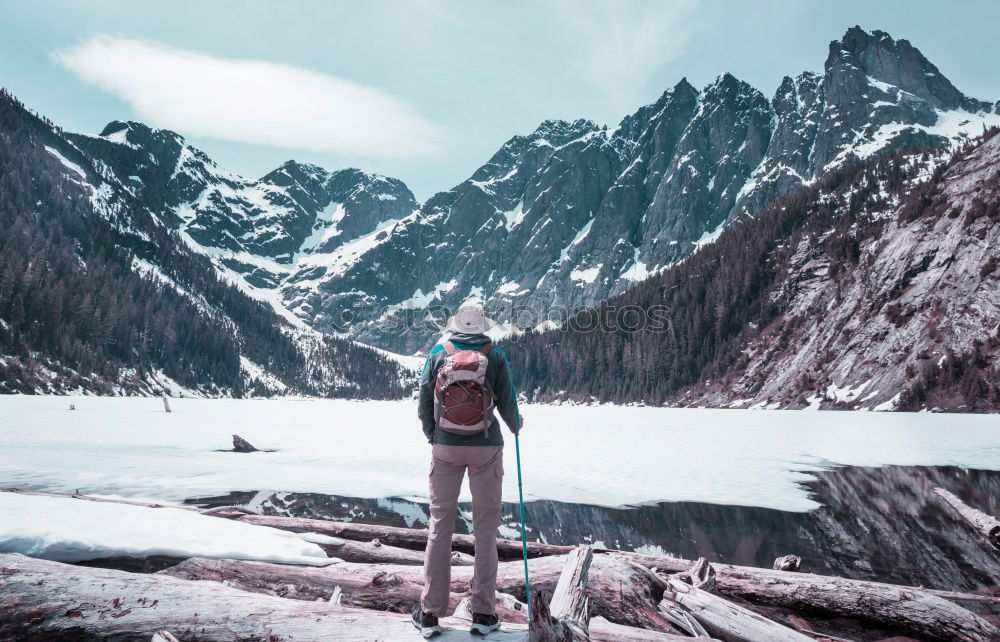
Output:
(68, 121), (418, 311)
(302, 27), (997, 353)
(71, 27), (997, 353)
(0, 90), (411, 397)
(506, 127), (1000, 412)
(3, 25), (997, 401)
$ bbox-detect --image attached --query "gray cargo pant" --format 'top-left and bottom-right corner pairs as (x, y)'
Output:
(421, 443), (503, 616)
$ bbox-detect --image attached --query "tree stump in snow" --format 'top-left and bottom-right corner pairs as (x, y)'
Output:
(231, 434), (258, 453)
(934, 486), (1000, 549)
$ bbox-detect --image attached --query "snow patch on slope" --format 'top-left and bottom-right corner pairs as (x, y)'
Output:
(44, 146), (87, 181)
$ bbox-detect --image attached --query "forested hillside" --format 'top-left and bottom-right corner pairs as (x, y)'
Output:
(505, 129), (1000, 412)
(0, 89), (409, 397)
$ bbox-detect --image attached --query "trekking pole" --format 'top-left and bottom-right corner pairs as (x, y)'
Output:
(514, 427), (531, 618)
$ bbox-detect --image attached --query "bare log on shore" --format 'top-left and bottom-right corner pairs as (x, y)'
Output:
(317, 536), (474, 566)
(5, 489), (997, 641)
(213, 503), (1000, 642)
(451, 594), (691, 642)
(211, 509), (575, 560)
(934, 486), (1000, 550)
(588, 617), (710, 641)
(656, 558), (813, 642)
(162, 552), (677, 633)
(617, 552), (1000, 642)
(0, 553), (529, 641)
(162, 555), (447, 615)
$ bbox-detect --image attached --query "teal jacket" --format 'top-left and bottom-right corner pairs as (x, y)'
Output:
(418, 332), (520, 446)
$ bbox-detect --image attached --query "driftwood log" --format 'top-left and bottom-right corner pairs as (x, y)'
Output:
(6, 489), (992, 640)
(314, 535), (474, 566)
(656, 558), (813, 642)
(0, 553), (529, 641)
(0, 553), (685, 642)
(162, 552), (676, 632)
(608, 551), (999, 642)
(455, 595), (697, 642)
(934, 486), (1000, 550)
(588, 617), (708, 641)
(210, 509), (574, 560)
(4, 489), (998, 641)
(209, 502), (1000, 642)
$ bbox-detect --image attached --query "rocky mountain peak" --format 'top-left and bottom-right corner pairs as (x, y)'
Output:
(264, 160), (329, 185)
(532, 118), (601, 145)
(98, 120), (187, 152)
(827, 26), (986, 112)
(699, 72), (769, 115)
(56, 27), (1000, 354)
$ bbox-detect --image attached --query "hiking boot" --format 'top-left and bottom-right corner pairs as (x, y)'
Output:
(470, 612), (501, 636)
(411, 604), (442, 638)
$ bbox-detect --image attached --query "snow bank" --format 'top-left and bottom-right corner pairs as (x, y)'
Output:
(0, 492), (331, 565)
(1, 397), (998, 512)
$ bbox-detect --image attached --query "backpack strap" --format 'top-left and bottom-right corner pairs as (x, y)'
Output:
(442, 340), (490, 355)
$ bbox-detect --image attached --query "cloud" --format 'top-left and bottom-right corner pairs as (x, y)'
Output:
(54, 35), (443, 158)
(552, 0), (696, 115)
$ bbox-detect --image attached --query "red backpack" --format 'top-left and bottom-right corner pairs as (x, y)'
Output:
(433, 341), (495, 436)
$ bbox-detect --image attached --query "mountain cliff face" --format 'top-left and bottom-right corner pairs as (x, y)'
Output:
(74, 28), (998, 353)
(719, 129), (1000, 411)
(3, 26), (997, 407)
(69, 122), (418, 291)
(506, 128), (1000, 412)
(0, 90), (410, 397)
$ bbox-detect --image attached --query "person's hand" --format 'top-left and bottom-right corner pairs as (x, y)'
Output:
(517, 414), (524, 433)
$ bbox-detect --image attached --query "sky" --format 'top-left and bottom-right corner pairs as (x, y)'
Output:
(2, 1), (999, 201)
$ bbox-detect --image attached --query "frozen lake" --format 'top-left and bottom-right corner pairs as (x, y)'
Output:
(1, 396), (998, 511)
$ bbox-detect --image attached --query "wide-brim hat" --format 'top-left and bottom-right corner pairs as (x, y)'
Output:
(445, 299), (495, 334)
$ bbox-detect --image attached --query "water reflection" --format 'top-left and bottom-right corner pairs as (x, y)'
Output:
(188, 465), (1000, 592)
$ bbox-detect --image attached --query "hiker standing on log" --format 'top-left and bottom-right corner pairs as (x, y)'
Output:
(413, 298), (523, 638)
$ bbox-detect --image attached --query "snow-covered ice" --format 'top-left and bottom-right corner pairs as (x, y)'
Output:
(1, 397), (998, 512)
(0, 491), (331, 564)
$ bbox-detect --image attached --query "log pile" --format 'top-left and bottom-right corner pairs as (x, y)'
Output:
(1, 488), (999, 641)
